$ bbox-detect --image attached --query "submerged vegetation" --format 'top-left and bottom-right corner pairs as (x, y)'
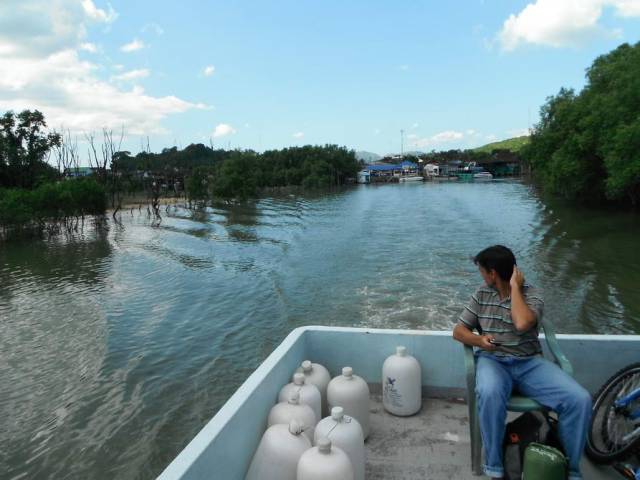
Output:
(0, 110), (107, 237)
(0, 109), (360, 237)
(524, 42), (640, 208)
(115, 144), (360, 204)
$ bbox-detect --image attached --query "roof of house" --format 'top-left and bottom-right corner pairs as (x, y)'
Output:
(364, 161), (417, 172)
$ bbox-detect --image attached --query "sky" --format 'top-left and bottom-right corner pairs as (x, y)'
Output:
(1, 0), (640, 159)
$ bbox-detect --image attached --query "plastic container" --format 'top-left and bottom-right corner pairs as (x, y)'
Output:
(296, 437), (354, 480)
(279, 373), (322, 421)
(246, 419), (312, 480)
(382, 345), (422, 416)
(314, 407), (365, 480)
(295, 360), (331, 416)
(522, 443), (567, 480)
(327, 367), (370, 439)
(268, 391), (317, 443)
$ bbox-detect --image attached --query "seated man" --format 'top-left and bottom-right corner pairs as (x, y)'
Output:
(452, 245), (591, 480)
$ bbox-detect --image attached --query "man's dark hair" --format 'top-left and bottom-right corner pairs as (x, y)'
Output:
(473, 245), (516, 281)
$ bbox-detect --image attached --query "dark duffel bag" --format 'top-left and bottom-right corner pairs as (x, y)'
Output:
(503, 411), (565, 480)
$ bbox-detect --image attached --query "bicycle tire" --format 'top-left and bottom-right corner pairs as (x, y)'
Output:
(586, 363), (640, 464)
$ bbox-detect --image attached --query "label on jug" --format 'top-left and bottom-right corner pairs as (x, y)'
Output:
(383, 376), (403, 408)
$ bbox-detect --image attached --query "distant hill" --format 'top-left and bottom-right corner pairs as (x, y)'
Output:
(355, 151), (382, 162)
(472, 135), (530, 153)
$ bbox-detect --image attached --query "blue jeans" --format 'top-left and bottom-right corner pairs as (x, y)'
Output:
(475, 352), (592, 479)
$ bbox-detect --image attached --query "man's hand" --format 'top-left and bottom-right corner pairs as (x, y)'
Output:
(477, 335), (497, 351)
(510, 266), (525, 291)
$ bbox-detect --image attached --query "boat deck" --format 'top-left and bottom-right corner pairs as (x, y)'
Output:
(366, 394), (618, 480)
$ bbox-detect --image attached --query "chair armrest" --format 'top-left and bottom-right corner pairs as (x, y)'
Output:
(541, 319), (574, 377)
(463, 344), (476, 398)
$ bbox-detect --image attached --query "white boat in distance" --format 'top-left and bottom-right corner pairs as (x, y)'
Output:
(473, 172), (493, 180)
(398, 175), (424, 182)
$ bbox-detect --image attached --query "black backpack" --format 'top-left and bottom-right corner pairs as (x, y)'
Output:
(503, 411), (565, 480)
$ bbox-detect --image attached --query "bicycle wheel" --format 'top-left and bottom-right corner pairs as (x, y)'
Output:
(586, 363), (640, 464)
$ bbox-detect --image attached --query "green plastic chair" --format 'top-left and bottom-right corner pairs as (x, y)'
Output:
(463, 317), (573, 475)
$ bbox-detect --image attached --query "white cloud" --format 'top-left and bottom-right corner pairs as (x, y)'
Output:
(399, 64), (409, 71)
(213, 124), (236, 138)
(121, 38), (145, 53)
(406, 133), (418, 140)
(508, 127), (530, 137)
(142, 22), (164, 35)
(373, 128), (381, 135)
(613, 0), (640, 16)
(498, 0), (640, 51)
(81, 0), (117, 23)
(466, 129), (478, 136)
(79, 42), (97, 53)
(431, 130), (464, 142)
(0, 0), (116, 57)
(203, 65), (215, 77)
(292, 132), (304, 139)
(485, 134), (498, 141)
(0, 1), (206, 136)
(411, 122), (419, 129)
(409, 130), (465, 148)
(112, 68), (150, 82)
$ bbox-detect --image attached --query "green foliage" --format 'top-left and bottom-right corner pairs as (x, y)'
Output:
(211, 152), (258, 200)
(473, 136), (530, 154)
(0, 178), (106, 228)
(523, 42), (640, 207)
(182, 144), (359, 200)
(186, 166), (216, 202)
(0, 110), (61, 189)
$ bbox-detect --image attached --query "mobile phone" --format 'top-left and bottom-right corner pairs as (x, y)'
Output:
(489, 339), (503, 346)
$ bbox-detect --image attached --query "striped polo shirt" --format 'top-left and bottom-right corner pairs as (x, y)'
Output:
(457, 284), (544, 357)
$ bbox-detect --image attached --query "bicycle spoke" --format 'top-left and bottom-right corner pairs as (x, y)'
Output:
(588, 365), (640, 461)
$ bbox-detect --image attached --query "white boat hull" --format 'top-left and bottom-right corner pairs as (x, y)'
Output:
(158, 326), (639, 480)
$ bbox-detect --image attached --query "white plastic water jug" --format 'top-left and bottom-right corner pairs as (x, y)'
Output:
(382, 345), (422, 416)
(268, 391), (317, 443)
(295, 360), (331, 416)
(326, 367), (370, 439)
(314, 407), (365, 480)
(246, 419), (312, 480)
(279, 373), (322, 421)
(296, 437), (354, 480)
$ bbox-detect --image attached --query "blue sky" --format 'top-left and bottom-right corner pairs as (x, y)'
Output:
(1, 1), (640, 158)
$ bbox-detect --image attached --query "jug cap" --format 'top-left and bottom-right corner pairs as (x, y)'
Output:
(288, 419), (304, 435)
(342, 366), (353, 378)
(317, 437), (331, 453)
(331, 406), (344, 421)
(301, 360), (313, 372)
(396, 346), (407, 356)
(293, 373), (305, 385)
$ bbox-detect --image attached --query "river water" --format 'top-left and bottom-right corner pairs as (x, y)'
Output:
(1, 180), (639, 479)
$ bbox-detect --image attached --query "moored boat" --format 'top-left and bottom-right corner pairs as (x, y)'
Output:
(398, 175), (424, 182)
(473, 172), (493, 180)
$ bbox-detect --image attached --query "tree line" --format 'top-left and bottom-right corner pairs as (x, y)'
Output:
(0, 110), (107, 235)
(0, 109), (361, 235)
(523, 41), (640, 208)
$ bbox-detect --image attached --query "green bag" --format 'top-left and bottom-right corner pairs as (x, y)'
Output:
(522, 442), (568, 480)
